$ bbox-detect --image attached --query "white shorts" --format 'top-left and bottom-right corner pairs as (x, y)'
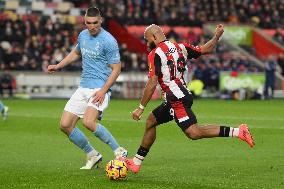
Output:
(64, 87), (111, 118)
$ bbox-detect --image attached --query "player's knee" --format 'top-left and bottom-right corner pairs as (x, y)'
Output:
(146, 113), (157, 129)
(60, 121), (71, 134)
(185, 125), (202, 140)
(82, 118), (96, 131)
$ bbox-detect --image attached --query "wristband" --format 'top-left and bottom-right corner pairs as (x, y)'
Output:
(139, 104), (145, 110)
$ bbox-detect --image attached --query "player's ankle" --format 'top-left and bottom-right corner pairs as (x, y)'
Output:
(87, 150), (100, 158)
(230, 127), (239, 137)
(133, 155), (144, 165)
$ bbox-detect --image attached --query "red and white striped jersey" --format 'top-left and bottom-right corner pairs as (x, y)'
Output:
(148, 40), (201, 99)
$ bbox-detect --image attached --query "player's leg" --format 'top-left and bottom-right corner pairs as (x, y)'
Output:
(140, 113), (159, 149)
(184, 123), (255, 147)
(184, 123), (230, 139)
(0, 101), (4, 118)
(0, 100), (8, 120)
(60, 110), (102, 169)
(60, 111), (79, 135)
(83, 90), (127, 159)
(127, 102), (173, 173)
(63, 88), (102, 169)
(171, 95), (254, 147)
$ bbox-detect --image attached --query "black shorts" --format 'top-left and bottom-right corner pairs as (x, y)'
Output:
(152, 94), (197, 131)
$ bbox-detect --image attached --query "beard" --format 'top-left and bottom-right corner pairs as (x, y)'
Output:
(148, 41), (156, 52)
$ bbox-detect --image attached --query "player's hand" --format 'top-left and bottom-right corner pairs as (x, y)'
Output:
(47, 64), (59, 74)
(215, 24), (224, 39)
(92, 89), (106, 105)
(132, 108), (144, 121)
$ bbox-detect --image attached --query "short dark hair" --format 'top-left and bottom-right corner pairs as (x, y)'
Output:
(85, 7), (101, 17)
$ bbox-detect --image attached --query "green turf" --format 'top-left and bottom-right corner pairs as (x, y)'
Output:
(0, 99), (284, 189)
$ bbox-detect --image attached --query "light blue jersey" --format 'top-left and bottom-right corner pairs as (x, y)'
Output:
(76, 28), (120, 89)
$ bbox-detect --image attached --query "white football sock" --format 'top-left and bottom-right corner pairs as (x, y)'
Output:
(87, 149), (99, 158)
(229, 127), (239, 137)
(133, 154), (144, 165)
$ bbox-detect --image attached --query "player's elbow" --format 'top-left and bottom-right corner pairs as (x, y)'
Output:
(117, 67), (121, 75)
(200, 47), (212, 55)
(112, 63), (121, 75)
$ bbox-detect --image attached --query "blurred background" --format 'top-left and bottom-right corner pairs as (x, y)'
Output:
(0, 0), (284, 100)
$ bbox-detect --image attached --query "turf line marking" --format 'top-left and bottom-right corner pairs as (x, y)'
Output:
(7, 113), (284, 129)
(9, 113), (284, 121)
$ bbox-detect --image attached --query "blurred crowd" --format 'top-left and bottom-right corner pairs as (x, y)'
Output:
(184, 33), (263, 91)
(0, 14), (264, 75)
(73, 0), (284, 28)
(0, 1), (283, 92)
(273, 29), (284, 46)
(0, 15), (150, 72)
(0, 15), (80, 71)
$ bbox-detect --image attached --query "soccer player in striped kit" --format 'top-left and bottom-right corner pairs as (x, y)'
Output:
(125, 24), (255, 173)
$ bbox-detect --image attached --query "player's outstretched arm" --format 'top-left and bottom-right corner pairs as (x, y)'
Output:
(132, 76), (158, 121)
(200, 24), (224, 55)
(47, 47), (80, 73)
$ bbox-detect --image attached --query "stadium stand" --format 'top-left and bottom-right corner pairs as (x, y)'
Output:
(0, 0), (283, 99)
(68, 0), (284, 28)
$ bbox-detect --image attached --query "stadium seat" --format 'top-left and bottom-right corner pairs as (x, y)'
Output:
(57, 2), (73, 13)
(3, 10), (18, 21)
(16, 7), (28, 15)
(46, 2), (58, 9)
(70, 8), (81, 16)
(19, 0), (31, 7)
(66, 15), (77, 24)
(31, 1), (45, 12)
(5, 0), (19, 10)
(0, 1), (5, 9)
(43, 8), (54, 16)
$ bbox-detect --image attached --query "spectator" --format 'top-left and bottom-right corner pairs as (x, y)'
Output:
(273, 29), (284, 45)
(186, 28), (200, 45)
(264, 57), (277, 99)
(166, 28), (180, 42)
(0, 5), (266, 76)
(0, 70), (14, 98)
(277, 53), (284, 76)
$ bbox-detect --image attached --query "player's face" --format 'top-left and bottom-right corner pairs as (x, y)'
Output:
(145, 37), (156, 52)
(85, 16), (102, 36)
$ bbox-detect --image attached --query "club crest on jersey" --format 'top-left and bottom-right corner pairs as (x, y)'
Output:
(165, 47), (182, 57)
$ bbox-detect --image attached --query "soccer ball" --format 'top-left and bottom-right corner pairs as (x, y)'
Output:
(105, 159), (128, 180)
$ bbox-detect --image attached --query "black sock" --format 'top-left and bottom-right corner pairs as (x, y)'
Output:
(136, 146), (149, 158)
(219, 126), (230, 137)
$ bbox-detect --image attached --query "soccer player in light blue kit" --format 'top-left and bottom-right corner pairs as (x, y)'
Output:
(47, 7), (127, 169)
(0, 100), (8, 120)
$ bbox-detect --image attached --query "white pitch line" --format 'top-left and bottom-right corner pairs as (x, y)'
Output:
(8, 113), (284, 121)
(6, 113), (284, 129)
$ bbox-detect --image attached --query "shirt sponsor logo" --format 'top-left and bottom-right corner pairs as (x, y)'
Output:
(165, 47), (182, 56)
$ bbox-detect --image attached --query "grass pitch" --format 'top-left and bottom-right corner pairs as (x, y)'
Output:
(0, 99), (283, 189)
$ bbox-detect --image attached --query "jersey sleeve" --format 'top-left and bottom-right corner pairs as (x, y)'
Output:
(181, 43), (201, 59)
(105, 38), (121, 64)
(147, 52), (161, 78)
(75, 43), (80, 53)
(75, 33), (81, 53)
